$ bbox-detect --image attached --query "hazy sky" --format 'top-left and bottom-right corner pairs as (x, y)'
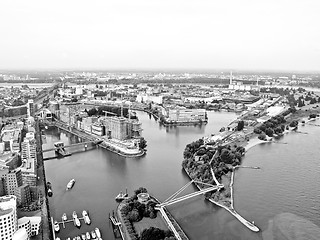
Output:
(0, 0), (319, 72)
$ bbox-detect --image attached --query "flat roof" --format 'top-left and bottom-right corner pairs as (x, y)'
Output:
(0, 207), (13, 216)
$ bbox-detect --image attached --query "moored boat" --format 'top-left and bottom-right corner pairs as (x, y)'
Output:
(91, 230), (96, 239)
(95, 228), (101, 239)
(86, 232), (91, 240)
(82, 210), (91, 225)
(115, 189), (128, 201)
(62, 213), (67, 221)
(74, 218), (81, 227)
(81, 234), (86, 240)
(66, 179), (76, 190)
(54, 221), (60, 232)
(47, 182), (53, 197)
(72, 211), (81, 227)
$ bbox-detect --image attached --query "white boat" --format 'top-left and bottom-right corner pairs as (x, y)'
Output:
(95, 228), (101, 239)
(55, 238), (61, 240)
(77, 236), (81, 240)
(81, 234), (86, 240)
(66, 179), (76, 190)
(86, 232), (91, 240)
(62, 213), (67, 221)
(54, 221), (60, 232)
(82, 210), (91, 225)
(115, 189), (128, 201)
(72, 211), (81, 227)
(66, 238), (71, 240)
(74, 218), (81, 227)
(91, 231), (96, 239)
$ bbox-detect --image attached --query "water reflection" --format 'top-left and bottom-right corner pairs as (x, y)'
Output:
(262, 213), (320, 240)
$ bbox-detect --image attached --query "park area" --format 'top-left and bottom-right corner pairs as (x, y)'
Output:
(133, 214), (168, 235)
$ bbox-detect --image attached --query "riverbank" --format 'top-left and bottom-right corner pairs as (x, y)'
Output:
(183, 167), (259, 232)
(35, 120), (52, 240)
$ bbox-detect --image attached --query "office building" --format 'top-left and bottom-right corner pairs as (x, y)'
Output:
(0, 195), (18, 240)
(27, 100), (34, 118)
(4, 169), (23, 196)
(14, 184), (31, 206)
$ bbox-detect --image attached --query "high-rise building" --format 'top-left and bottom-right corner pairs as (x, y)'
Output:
(4, 169), (23, 195)
(0, 195), (18, 240)
(14, 184), (31, 206)
(100, 116), (142, 140)
(27, 100), (34, 118)
(21, 139), (37, 171)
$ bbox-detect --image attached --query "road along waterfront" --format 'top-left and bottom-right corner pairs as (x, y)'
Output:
(43, 112), (320, 240)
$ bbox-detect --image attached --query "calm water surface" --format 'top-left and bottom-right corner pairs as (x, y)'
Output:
(43, 112), (320, 240)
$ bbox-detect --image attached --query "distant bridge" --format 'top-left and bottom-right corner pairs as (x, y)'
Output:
(40, 140), (102, 153)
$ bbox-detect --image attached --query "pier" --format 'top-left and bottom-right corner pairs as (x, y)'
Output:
(109, 212), (125, 240)
(236, 166), (260, 170)
(52, 211), (91, 229)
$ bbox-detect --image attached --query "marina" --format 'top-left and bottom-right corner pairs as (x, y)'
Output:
(52, 211), (91, 230)
(52, 211), (100, 240)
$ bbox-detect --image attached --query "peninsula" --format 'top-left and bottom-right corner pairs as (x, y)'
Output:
(182, 86), (320, 232)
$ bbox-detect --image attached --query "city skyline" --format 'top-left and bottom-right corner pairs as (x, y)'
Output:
(1, 0), (320, 72)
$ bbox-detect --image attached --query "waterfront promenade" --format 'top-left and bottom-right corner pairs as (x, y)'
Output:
(35, 120), (53, 240)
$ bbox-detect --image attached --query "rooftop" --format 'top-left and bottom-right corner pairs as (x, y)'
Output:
(0, 207), (13, 216)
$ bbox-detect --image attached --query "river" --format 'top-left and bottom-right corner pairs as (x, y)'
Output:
(43, 111), (320, 240)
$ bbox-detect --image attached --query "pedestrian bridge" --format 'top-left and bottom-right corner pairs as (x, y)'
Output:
(156, 180), (223, 208)
(154, 180), (223, 240)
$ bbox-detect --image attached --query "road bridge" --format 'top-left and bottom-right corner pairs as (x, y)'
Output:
(40, 140), (102, 153)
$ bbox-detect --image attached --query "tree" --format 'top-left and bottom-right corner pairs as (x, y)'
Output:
(140, 227), (166, 240)
(127, 209), (140, 222)
(87, 108), (98, 116)
(289, 120), (298, 127)
(309, 113), (317, 119)
(258, 132), (266, 140)
(120, 204), (132, 215)
(265, 127), (274, 137)
(139, 137), (147, 150)
(237, 120), (245, 131)
(134, 187), (147, 195)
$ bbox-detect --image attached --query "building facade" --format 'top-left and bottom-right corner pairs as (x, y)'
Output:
(0, 195), (18, 240)
(14, 184), (31, 206)
(27, 100), (34, 118)
(4, 169), (23, 196)
(166, 108), (206, 122)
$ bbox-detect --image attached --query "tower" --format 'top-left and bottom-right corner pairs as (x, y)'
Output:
(229, 71), (233, 85)
(27, 100), (34, 118)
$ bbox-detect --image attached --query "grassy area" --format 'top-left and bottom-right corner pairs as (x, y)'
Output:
(133, 214), (168, 235)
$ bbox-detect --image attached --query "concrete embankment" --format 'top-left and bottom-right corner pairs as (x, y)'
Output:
(45, 121), (145, 158)
(35, 120), (53, 240)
